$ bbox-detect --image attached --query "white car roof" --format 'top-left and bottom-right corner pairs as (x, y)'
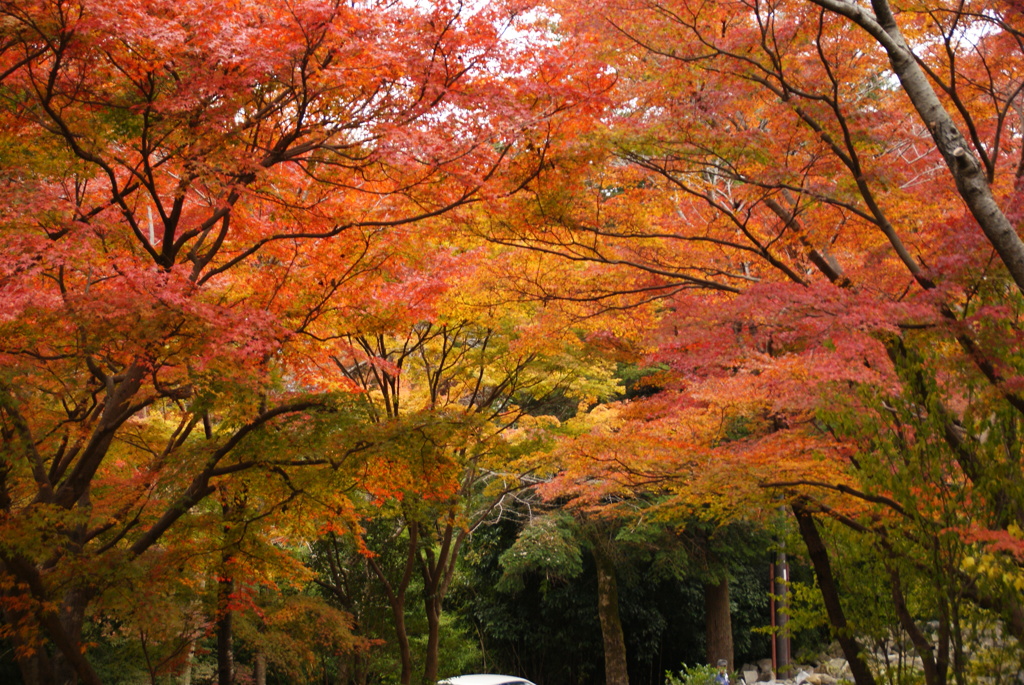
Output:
(439, 675), (536, 685)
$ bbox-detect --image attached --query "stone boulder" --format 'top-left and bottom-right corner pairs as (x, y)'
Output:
(817, 659), (850, 679)
(804, 675), (838, 685)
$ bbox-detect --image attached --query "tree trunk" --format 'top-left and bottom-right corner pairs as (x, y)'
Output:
(52, 587), (93, 685)
(2, 563), (99, 685)
(11, 639), (55, 685)
(217, 581), (234, 685)
(418, 518), (468, 685)
(217, 549), (235, 685)
(367, 537), (416, 685)
(774, 553), (791, 677)
(4, 597), (56, 685)
(807, 0), (1024, 298)
(179, 637), (196, 685)
(423, 593), (443, 685)
(255, 650), (267, 685)
(216, 494), (245, 685)
(793, 503), (876, 685)
(593, 540), (630, 685)
(393, 603), (413, 685)
(705, 576), (733, 671)
(886, 564), (946, 685)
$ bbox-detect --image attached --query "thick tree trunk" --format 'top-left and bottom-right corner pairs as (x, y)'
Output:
(704, 576), (733, 670)
(4, 597), (56, 685)
(593, 541), (630, 685)
(52, 588), (92, 685)
(793, 503), (876, 685)
(10, 638), (55, 685)
(2, 558), (101, 685)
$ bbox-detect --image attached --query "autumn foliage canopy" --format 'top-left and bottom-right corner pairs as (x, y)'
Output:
(1, 0), (1024, 682)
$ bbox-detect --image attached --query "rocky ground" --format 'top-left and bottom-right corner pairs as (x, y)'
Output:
(737, 653), (1024, 685)
(735, 658), (853, 685)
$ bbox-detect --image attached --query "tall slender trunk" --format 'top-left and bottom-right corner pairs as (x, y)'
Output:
(217, 570), (234, 685)
(704, 576), (733, 670)
(217, 503), (235, 685)
(774, 552), (791, 676)
(806, 0), (1024, 297)
(593, 540), (630, 685)
(423, 593), (442, 684)
(366, 523), (418, 685)
(397, 608), (413, 685)
(419, 516), (468, 685)
(887, 563), (947, 685)
(179, 637), (196, 685)
(254, 650), (267, 685)
(793, 503), (876, 685)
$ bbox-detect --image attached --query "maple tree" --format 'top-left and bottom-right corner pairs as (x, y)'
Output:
(529, 386), (767, 680)
(466, 0), (1024, 681)
(2, 0), (1024, 681)
(0, 0), (605, 682)
(312, 289), (621, 685)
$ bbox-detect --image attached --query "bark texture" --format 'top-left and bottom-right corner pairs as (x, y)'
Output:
(807, 0), (1024, 296)
(593, 540), (630, 685)
(705, 577), (734, 671)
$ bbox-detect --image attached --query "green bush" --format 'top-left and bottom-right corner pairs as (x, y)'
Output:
(665, 663), (721, 685)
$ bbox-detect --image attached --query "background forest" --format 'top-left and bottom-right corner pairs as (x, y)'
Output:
(1, 0), (1023, 684)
